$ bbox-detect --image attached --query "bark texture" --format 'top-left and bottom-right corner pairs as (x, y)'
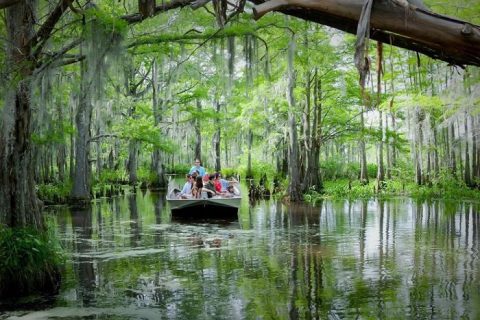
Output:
(0, 1), (41, 228)
(252, 0), (480, 67)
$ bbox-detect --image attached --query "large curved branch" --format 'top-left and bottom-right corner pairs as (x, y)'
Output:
(122, 0), (195, 23)
(0, 0), (19, 9)
(252, 0), (480, 67)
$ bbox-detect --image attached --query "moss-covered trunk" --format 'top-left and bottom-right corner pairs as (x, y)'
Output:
(0, 1), (42, 229)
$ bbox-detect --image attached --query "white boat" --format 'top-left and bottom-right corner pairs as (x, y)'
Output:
(166, 180), (241, 219)
(167, 196), (241, 211)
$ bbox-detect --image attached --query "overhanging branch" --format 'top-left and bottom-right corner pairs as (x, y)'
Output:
(251, 0), (480, 67)
(122, 0), (195, 23)
(0, 0), (19, 9)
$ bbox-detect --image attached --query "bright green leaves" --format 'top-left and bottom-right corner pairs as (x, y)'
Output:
(115, 101), (175, 153)
(32, 122), (75, 145)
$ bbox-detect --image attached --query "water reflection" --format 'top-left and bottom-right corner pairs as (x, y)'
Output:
(2, 194), (479, 319)
(71, 207), (95, 306)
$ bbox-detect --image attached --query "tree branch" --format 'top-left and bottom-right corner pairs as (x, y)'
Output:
(33, 38), (83, 75)
(88, 134), (118, 143)
(31, 0), (74, 59)
(122, 0), (195, 24)
(0, 0), (19, 9)
(251, 0), (480, 67)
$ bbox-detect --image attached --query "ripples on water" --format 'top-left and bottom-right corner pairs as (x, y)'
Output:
(1, 192), (479, 319)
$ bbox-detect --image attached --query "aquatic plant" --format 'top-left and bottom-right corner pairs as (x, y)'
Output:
(37, 181), (72, 205)
(0, 224), (63, 298)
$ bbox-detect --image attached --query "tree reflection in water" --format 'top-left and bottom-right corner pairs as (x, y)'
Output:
(18, 193), (479, 319)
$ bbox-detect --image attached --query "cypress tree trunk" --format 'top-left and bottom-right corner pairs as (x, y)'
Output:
(151, 59), (166, 189)
(359, 107), (369, 184)
(127, 140), (138, 186)
(213, 100), (221, 172)
(376, 42), (385, 188)
(464, 112), (471, 186)
(302, 67), (312, 191)
(70, 59), (93, 202)
(194, 99), (202, 161)
(56, 101), (66, 182)
(304, 69), (322, 190)
(473, 115), (480, 184)
(246, 130), (253, 179)
(415, 109), (423, 186)
(450, 123), (457, 176)
(0, 1), (41, 228)
(286, 35), (302, 201)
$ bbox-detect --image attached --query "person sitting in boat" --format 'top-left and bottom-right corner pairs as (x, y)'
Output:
(227, 180), (240, 196)
(202, 174), (217, 198)
(180, 174), (193, 198)
(188, 159), (206, 177)
(213, 172), (222, 193)
(192, 175), (203, 198)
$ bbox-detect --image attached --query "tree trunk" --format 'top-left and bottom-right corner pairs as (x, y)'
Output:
(194, 99), (202, 161)
(0, 2), (41, 228)
(246, 130), (253, 179)
(473, 115), (480, 185)
(70, 59), (93, 202)
(304, 68), (322, 191)
(139, 0), (156, 18)
(213, 100), (221, 172)
(56, 102), (66, 182)
(359, 107), (369, 184)
(464, 112), (472, 186)
(414, 108), (423, 186)
(450, 122), (457, 176)
(151, 59), (166, 189)
(70, 98), (92, 201)
(376, 42), (385, 188)
(128, 140), (138, 185)
(286, 36), (302, 201)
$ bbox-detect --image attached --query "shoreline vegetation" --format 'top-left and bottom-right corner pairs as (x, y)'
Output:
(305, 179), (480, 205)
(36, 163), (480, 206)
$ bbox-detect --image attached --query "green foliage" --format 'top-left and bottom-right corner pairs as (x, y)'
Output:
(32, 122), (74, 145)
(305, 173), (480, 202)
(0, 224), (63, 297)
(137, 167), (157, 184)
(37, 181), (72, 204)
(237, 161), (276, 181)
(114, 102), (176, 153)
(166, 163), (191, 174)
(321, 160), (378, 180)
(87, 6), (128, 35)
(220, 167), (240, 179)
(95, 169), (126, 185)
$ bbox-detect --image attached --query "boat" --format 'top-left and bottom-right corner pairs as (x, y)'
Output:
(166, 182), (241, 220)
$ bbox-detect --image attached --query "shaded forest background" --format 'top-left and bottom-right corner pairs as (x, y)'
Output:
(1, 0), (480, 207)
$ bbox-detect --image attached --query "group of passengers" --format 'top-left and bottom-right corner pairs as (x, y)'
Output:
(178, 159), (240, 199)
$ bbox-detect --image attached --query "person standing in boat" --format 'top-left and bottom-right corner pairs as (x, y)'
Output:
(189, 159), (206, 177)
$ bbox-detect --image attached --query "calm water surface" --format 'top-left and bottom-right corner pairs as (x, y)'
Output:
(1, 190), (480, 319)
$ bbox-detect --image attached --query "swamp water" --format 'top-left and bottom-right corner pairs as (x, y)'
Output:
(1, 191), (479, 319)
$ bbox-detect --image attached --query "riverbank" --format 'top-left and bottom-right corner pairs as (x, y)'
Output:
(305, 178), (480, 205)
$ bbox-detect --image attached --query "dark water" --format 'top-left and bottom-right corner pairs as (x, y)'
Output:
(1, 191), (480, 319)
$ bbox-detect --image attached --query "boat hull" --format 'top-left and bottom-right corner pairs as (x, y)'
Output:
(167, 197), (241, 220)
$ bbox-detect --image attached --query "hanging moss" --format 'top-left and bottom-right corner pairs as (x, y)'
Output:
(0, 224), (63, 299)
